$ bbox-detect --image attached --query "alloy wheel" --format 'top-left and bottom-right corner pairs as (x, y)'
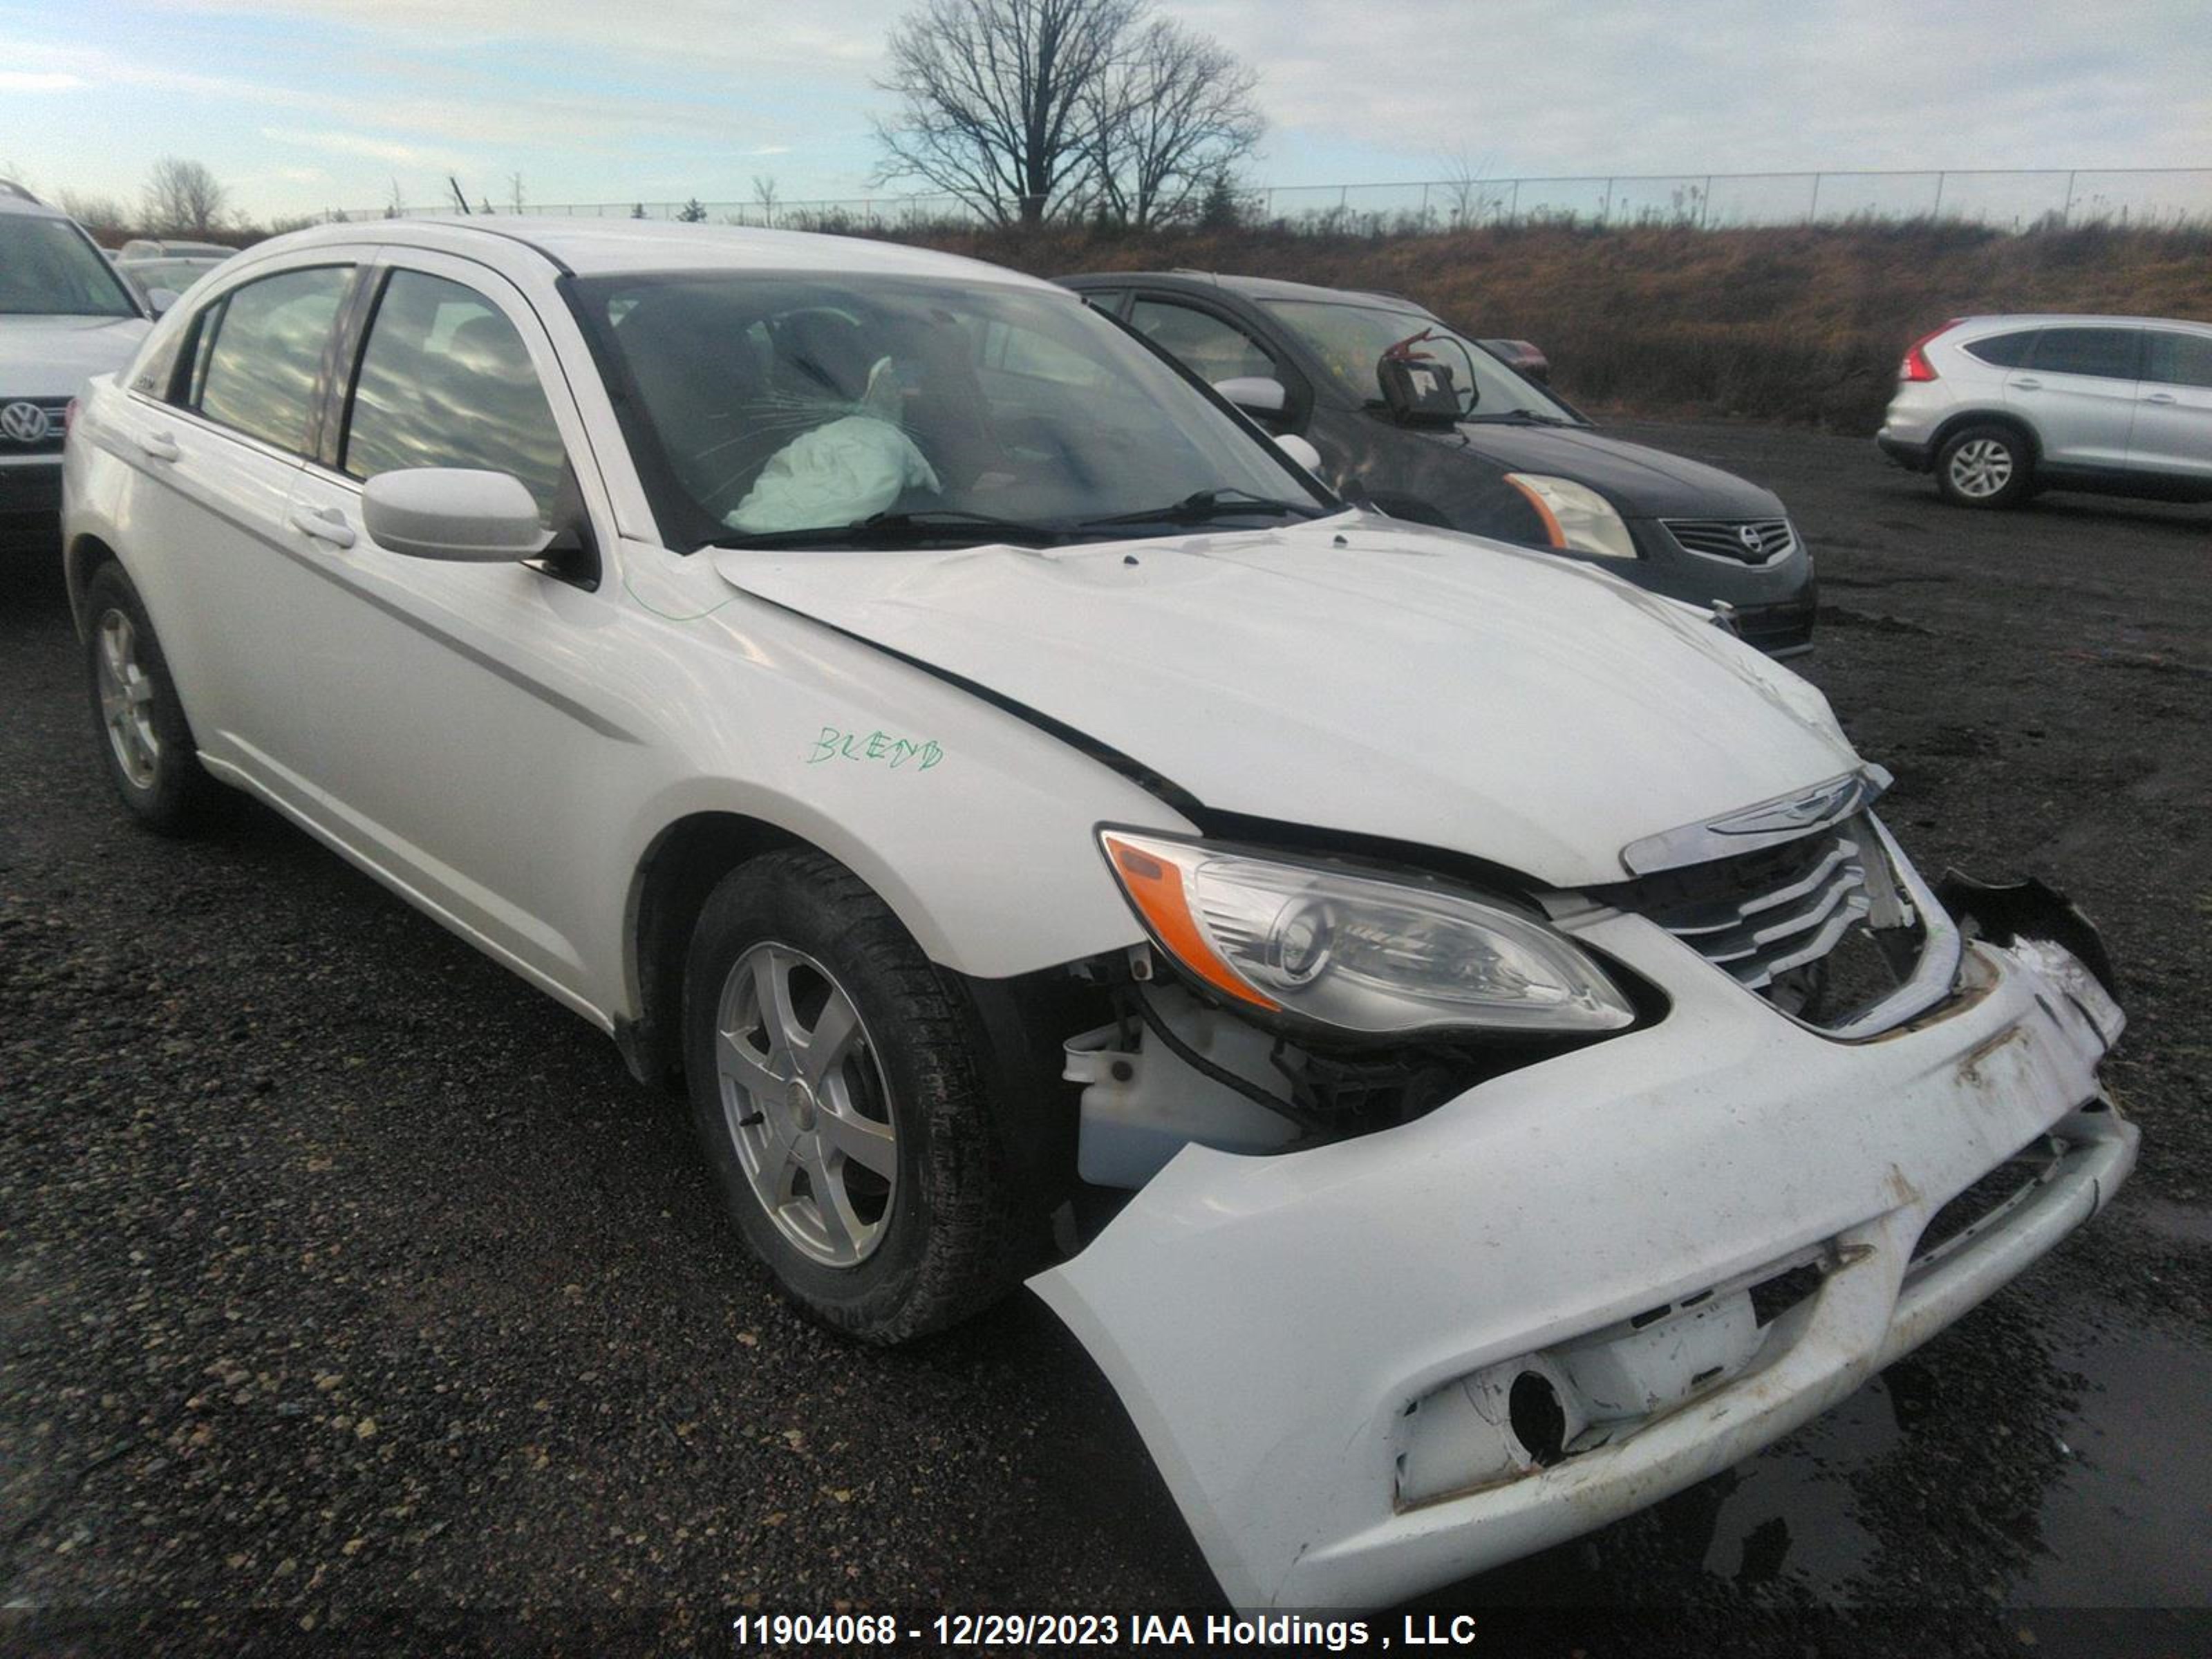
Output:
(713, 941), (899, 1267)
(1947, 438), (2014, 499)
(95, 608), (161, 790)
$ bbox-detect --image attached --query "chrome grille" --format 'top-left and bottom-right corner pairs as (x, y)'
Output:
(1664, 517), (1794, 565)
(1635, 829), (1870, 992)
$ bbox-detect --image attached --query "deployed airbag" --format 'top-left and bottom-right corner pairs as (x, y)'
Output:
(728, 413), (941, 534)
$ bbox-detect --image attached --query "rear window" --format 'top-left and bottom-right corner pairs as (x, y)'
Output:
(2143, 330), (2212, 390)
(2029, 328), (2141, 380)
(1962, 330), (2040, 368)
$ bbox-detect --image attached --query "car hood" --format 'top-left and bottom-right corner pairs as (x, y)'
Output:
(1431, 422), (1785, 518)
(0, 314), (151, 397)
(713, 515), (1858, 887)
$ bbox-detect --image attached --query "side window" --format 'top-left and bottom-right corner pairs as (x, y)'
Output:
(2029, 327), (2141, 381)
(343, 269), (569, 524)
(192, 266), (353, 453)
(2143, 330), (2212, 390)
(1128, 298), (1277, 385)
(1962, 330), (2040, 369)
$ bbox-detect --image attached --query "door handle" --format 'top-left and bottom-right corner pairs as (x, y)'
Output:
(2010, 377), (2042, 391)
(2142, 392), (2178, 405)
(136, 431), (180, 462)
(288, 505), (357, 549)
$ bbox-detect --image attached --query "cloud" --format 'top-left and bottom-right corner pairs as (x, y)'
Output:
(0, 70), (84, 91)
(260, 128), (472, 171)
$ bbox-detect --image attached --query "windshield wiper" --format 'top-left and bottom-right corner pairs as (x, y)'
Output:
(714, 507), (1066, 550)
(1078, 488), (1324, 531)
(1468, 408), (1579, 427)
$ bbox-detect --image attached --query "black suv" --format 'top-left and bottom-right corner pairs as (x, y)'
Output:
(1060, 271), (1816, 655)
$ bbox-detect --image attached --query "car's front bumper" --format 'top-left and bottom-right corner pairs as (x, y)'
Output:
(0, 454), (63, 523)
(1031, 918), (2132, 1610)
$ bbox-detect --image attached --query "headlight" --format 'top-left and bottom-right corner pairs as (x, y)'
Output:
(1099, 831), (1635, 1037)
(1502, 473), (1638, 560)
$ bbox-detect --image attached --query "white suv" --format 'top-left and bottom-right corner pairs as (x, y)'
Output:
(1, 186), (154, 540)
(1877, 313), (2212, 509)
(62, 219), (2135, 1609)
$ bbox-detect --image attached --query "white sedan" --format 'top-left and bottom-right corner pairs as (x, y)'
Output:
(62, 219), (2135, 1609)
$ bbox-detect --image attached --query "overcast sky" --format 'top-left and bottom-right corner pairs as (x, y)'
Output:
(2, 0), (2206, 220)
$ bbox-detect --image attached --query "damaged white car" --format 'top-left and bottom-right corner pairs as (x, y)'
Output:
(62, 221), (2136, 1611)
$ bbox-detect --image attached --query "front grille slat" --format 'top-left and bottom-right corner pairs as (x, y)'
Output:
(1599, 812), (1927, 1022)
(1663, 517), (1795, 565)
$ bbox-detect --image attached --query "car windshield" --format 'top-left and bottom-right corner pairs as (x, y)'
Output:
(1263, 299), (1580, 425)
(0, 214), (141, 318)
(571, 272), (1328, 551)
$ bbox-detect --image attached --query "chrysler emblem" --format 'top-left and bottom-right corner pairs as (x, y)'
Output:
(1737, 523), (1765, 554)
(1, 401), (51, 444)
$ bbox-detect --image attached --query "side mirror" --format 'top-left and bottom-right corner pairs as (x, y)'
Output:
(147, 288), (180, 319)
(1377, 355), (1463, 427)
(1212, 375), (1288, 421)
(1273, 432), (1323, 474)
(362, 468), (551, 562)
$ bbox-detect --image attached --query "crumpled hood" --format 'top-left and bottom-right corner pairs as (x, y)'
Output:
(0, 314), (151, 398)
(714, 515), (1859, 886)
(1432, 422), (1787, 519)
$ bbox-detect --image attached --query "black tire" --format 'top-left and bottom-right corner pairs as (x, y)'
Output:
(82, 561), (218, 835)
(1934, 424), (2034, 509)
(682, 848), (1024, 1343)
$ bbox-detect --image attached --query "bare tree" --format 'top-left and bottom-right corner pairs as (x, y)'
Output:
(1084, 17), (1262, 228)
(873, 0), (1139, 226)
(59, 189), (131, 240)
(508, 172), (526, 214)
(677, 198), (708, 223)
(1434, 144), (1492, 227)
(143, 157), (229, 236)
(386, 176), (405, 219)
(752, 174), (780, 225)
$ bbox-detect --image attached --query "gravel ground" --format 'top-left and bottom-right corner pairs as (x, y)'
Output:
(3, 426), (2208, 1656)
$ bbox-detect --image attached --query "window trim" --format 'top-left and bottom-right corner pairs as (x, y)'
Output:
(2025, 325), (2145, 383)
(2142, 328), (2212, 391)
(1127, 289), (1312, 427)
(326, 254), (602, 591)
(173, 261), (360, 460)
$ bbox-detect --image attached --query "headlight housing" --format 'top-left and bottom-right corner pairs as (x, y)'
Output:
(1099, 831), (1635, 1038)
(1502, 473), (1638, 560)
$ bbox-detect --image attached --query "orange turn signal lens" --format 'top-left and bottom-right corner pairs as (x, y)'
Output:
(1501, 473), (1567, 548)
(1100, 832), (1282, 1012)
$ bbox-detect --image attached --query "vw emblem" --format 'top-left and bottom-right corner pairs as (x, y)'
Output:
(1, 401), (51, 444)
(1736, 523), (1765, 554)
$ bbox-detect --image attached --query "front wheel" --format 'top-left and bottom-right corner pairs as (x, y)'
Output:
(1935, 425), (2033, 509)
(682, 850), (1027, 1343)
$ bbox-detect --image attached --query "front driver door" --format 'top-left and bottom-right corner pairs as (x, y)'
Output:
(2126, 328), (2212, 485)
(273, 251), (629, 1015)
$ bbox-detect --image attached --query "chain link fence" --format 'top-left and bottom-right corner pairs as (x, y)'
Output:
(341, 167), (2212, 234)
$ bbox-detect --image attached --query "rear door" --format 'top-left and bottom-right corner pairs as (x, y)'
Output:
(2004, 326), (2144, 467)
(102, 255), (361, 765)
(2126, 328), (2212, 484)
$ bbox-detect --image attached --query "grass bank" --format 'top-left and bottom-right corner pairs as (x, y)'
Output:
(894, 219), (2212, 432)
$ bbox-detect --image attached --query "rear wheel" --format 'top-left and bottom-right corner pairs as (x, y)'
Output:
(682, 849), (1025, 1343)
(82, 563), (218, 834)
(1935, 425), (2033, 509)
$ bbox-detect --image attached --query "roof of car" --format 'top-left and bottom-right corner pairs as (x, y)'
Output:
(1949, 312), (2211, 330)
(256, 216), (1064, 290)
(0, 190), (66, 220)
(1059, 269), (1432, 311)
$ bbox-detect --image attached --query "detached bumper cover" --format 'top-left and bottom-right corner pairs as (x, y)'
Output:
(1030, 921), (2133, 1609)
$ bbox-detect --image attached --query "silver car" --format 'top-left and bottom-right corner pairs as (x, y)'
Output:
(1877, 313), (2212, 509)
